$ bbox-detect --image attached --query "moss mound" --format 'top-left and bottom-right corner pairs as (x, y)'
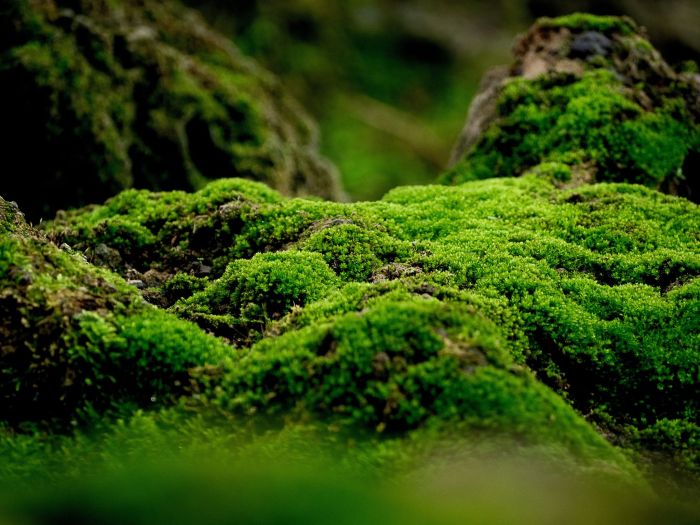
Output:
(0, 197), (230, 429)
(46, 169), (700, 481)
(0, 0), (341, 220)
(1, 191), (638, 475)
(446, 14), (700, 202)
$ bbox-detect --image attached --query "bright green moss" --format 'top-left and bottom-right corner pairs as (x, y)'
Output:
(211, 295), (629, 466)
(529, 161), (573, 183)
(301, 222), (413, 281)
(445, 70), (700, 190)
(175, 251), (340, 337)
(46, 173), (700, 477)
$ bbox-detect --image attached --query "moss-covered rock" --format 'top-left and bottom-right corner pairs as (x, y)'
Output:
(0, 197), (231, 429)
(2, 11), (699, 493)
(0, 0), (341, 220)
(446, 14), (700, 202)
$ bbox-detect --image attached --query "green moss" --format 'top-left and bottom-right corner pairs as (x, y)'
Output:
(633, 419), (700, 478)
(213, 295), (623, 461)
(0, 198), (232, 429)
(445, 70), (699, 190)
(1, 0), (339, 220)
(174, 251), (339, 340)
(6, 10), (700, 490)
(529, 161), (573, 183)
(537, 13), (638, 35)
(301, 222), (413, 281)
(50, 172), (700, 478)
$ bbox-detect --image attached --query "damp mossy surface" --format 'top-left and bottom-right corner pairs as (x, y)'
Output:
(45, 170), (700, 483)
(1, 11), (699, 501)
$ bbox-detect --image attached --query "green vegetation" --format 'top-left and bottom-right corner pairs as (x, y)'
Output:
(1, 0), (340, 219)
(537, 13), (639, 34)
(0, 8), (698, 519)
(45, 168), (700, 483)
(445, 13), (700, 202)
(447, 70), (698, 188)
(0, 197), (231, 429)
(192, 0), (520, 200)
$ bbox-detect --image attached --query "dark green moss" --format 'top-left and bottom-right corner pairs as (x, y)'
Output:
(0, 197), (231, 429)
(0, 0), (340, 220)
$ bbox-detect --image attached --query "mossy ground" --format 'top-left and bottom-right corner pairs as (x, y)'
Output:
(0, 10), (698, 515)
(43, 168), (700, 489)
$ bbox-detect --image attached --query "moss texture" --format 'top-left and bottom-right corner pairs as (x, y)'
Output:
(46, 169), (700, 482)
(1, 13), (699, 494)
(0, 0), (341, 220)
(446, 14), (700, 202)
(0, 197), (231, 429)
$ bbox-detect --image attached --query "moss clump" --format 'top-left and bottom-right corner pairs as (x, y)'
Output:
(173, 251), (339, 342)
(46, 171), (700, 481)
(300, 221), (413, 282)
(0, 0), (340, 220)
(446, 14), (700, 202)
(451, 70), (697, 188)
(49, 178), (286, 276)
(211, 294), (627, 466)
(0, 197), (230, 429)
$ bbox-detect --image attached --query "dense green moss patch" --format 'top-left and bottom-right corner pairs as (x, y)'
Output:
(2, 11), (699, 496)
(45, 172), (700, 481)
(0, 198), (230, 429)
(0, 0), (340, 219)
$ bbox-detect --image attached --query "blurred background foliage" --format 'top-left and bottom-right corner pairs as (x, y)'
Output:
(183, 0), (700, 201)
